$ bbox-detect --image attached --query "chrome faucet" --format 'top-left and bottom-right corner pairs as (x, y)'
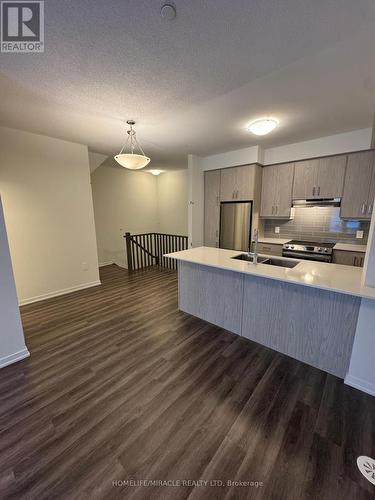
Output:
(252, 228), (259, 264)
(247, 228), (259, 264)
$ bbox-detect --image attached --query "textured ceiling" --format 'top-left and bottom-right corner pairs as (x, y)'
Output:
(0, 0), (374, 169)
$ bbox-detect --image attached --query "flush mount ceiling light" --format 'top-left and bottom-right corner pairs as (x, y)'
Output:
(149, 169), (163, 176)
(247, 118), (278, 136)
(114, 120), (150, 170)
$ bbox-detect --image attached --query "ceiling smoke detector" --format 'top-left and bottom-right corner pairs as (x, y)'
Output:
(160, 4), (176, 21)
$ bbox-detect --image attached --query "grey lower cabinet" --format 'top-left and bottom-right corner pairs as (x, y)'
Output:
(178, 261), (360, 378)
(341, 151), (375, 219)
(333, 250), (365, 267)
(256, 242), (283, 256)
(293, 156), (346, 200)
(204, 170), (221, 247)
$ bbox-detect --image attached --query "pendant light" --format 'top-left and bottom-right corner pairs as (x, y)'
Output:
(114, 120), (150, 170)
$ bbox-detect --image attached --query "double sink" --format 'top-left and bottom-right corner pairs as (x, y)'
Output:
(232, 253), (298, 269)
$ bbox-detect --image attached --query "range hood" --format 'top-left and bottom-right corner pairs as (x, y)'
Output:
(292, 198), (341, 208)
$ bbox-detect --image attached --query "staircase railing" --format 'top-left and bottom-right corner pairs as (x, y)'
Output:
(124, 232), (188, 271)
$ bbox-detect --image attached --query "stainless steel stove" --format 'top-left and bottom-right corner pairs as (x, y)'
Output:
(282, 240), (335, 263)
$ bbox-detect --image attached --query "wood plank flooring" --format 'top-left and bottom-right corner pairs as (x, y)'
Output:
(1, 264), (375, 499)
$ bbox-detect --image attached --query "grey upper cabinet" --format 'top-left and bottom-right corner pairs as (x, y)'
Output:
(369, 158), (375, 215)
(341, 151), (375, 219)
(220, 167), (236, 201)
(220, 165), (253, 201)
(293, 159), (318, 199)
(204, 170), (221, 247)
(260, 166), (275, 217)
(317, 156), (347, 198)
(293, 156), (346, 200)
(260, 163), (294, 218)
(236, 165), (253, 200)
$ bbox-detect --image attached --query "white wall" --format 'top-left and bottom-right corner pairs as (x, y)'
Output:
(0, 126), (100, 304)
(188, 155), (204, 248)
(157, 170), (188, 235)
(89, 152), (108, 173)
(202, 145), (262, 171)
(0, 197), (29, 368)
(263, 128), (372, 165)
(91, 160), (159, 267)
(346, 299), (375, 396)
(345, 190), (375, 396)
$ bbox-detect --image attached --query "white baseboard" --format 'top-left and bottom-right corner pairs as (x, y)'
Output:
(344, 374), (375, 397)
(0, 348), (30, 369)
(99, 261), (113, 267)
(19, 280), (102, 306)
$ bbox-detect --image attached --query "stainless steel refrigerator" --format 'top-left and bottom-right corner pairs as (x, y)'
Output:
(219, 201), (253, 251)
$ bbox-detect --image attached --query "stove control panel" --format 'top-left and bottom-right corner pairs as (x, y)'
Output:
(282, 243), (333, 255)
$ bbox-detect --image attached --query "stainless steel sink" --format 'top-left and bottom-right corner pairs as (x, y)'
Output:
(232, 254), (269, 263)
(261, 258), (298, 268)
(232, 254), (298, 268)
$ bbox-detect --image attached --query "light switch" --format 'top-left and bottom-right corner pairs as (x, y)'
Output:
(356, 230), (364, 239)
(275, 226), (280, 234)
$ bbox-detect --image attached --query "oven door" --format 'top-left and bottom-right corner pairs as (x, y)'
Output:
(282, 250), (332, 263)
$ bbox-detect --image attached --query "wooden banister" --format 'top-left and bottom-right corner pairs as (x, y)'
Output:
(124, 232), (188, 271)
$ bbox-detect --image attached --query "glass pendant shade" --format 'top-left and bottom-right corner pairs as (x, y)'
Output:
(114, 153), (150, 170)
(114, 120), (150, 170)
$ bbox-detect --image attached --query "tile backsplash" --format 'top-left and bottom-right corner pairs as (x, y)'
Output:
(263, 207), (370, 244)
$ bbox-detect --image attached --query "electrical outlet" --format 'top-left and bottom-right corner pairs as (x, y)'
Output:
(275, 226), (280, 234)
(82, 261), (89, 271)
(356, 230), (364, 239)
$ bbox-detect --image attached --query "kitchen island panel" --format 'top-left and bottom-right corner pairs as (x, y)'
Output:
(242, 275), (361, 378)
(178, 261), (243, 335)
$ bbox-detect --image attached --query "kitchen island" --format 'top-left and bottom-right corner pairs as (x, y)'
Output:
(166, 247), (375, 378)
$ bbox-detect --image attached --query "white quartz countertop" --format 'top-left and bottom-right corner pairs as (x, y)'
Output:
(333, 243), (367, 252)
(166, 246), (375, 300)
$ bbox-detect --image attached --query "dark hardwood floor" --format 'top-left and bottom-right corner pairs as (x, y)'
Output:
(1, 264), (375, 499)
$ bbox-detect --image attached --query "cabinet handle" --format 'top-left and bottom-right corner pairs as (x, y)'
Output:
(271, 206), (274, 214)
(236, 190), (239, 199)
(361, 203), (367, 215)
(312, 187), (316, 196)
(317, 186), (320, 196)
(360, 257), (364, 267)
(353, 256), (357, 266)
(215, 229), (218, 237)
(275, 205), (278, 214)
(368, 203), (373, 215)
